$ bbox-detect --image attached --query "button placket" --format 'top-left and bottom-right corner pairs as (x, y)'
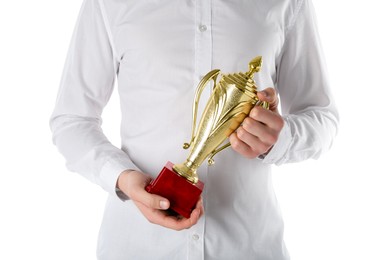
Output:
(189, 1), (211, 259)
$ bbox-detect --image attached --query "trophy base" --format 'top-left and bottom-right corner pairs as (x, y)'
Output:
(145, 161), (204, 218)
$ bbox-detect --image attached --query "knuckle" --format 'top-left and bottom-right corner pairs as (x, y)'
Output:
(268, 134), (278, 145)
(243, 118), (255, 130)
(243, 117), (250, 126)
(237, 127), (245, 139)
(231, 141), (240, 151)
(250, 107), (260, 119)
(230, 136), (241, 150)
(246, 151), (258, 159)
(252, 146), (263, 157)
(275, 116), (284, 130)
(253, 143), (269, 156)
(147, 196), (159, 209)
(147, 217), (157, 225)
(269, 88), (276, 98)
(252, 147), (262, 156)
(177, 225), (186, 231)
(146, 198), (154, 208)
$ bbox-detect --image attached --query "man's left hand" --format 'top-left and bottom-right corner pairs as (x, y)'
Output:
(229, 87), (284, 159)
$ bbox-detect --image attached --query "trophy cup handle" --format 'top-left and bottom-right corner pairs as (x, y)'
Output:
(183, 69), (221, 150)
(207, 100), (270, 165)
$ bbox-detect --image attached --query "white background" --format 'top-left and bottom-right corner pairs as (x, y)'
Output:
(0, 0), (389, 259)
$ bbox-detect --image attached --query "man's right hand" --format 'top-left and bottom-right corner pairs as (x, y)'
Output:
(117, 170), (203, 231)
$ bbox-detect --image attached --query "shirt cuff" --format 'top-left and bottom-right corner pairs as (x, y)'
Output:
(259, 116), (292, 165)
(100, 158), (140, 200)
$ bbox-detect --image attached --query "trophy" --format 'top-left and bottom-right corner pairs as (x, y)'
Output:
(146, 56), (269, 218)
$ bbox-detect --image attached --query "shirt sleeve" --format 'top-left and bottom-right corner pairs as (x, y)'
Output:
(50, 0), (139, 198)
(261, 0), (339, 165)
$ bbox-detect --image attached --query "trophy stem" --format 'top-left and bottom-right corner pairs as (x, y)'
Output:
(173, 161), (199, 184)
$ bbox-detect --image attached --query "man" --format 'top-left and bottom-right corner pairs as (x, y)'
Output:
(51, 0), (338, 259)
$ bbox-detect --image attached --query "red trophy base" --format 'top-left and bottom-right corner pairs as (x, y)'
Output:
(145, 161), (204, 218)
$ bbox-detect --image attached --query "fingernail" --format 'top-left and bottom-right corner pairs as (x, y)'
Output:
(160, 200), (169, 209)
(261, 90), (268, 97)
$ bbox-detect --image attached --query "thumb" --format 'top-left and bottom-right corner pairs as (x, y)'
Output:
(257, 88), (278, 112)
(258, 88), (276, 101)
(124, 170), (171, 210)
(134, 188), (170, 210)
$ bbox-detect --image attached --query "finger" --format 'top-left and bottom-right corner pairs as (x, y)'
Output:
(257, 87), (276, 102)
(242, 117), (277, 146)
(134, 201), (186, 230)
(236, 125), (262, 147)
(229, 132), (259, 158)
(132, 187), (170, 210)
(188, 208), (201, 227)
(139, 202), (201, 231)
(236, 125), (272, 156)
(162, 206), (201, 230)
(194, 197), (204, 218)
(249, 106), (284, 131)
(257, 88), (278, 111)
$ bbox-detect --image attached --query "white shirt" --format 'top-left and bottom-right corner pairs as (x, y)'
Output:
(50, 0), (338, 259)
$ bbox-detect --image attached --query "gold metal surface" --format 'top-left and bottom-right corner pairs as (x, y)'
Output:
(173, 56), (269, 184)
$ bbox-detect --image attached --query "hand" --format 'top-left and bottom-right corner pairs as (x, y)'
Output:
(229, 87), (284, 159)
(117, 170), (204, 231)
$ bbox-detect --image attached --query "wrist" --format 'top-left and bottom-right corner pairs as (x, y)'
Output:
(116, 169), (135, 200)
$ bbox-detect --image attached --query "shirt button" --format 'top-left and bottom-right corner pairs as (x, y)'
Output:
(198, 24), (208, 32)
(192, 234), (200, 241)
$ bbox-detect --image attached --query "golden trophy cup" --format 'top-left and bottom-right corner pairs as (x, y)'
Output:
(146, 56), (269, 218)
